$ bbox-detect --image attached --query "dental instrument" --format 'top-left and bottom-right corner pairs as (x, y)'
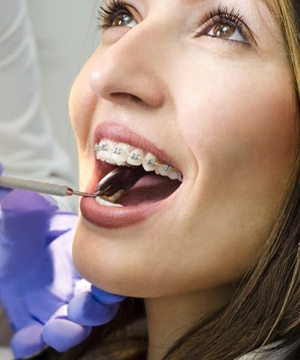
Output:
(0, 167), (143, 198)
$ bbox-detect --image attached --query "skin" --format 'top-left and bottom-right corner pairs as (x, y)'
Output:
(69, 0), (297, 358)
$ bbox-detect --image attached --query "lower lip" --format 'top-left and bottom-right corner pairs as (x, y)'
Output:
(80, 196), (163, 228)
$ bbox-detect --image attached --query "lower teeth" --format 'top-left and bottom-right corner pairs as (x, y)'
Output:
(95, 197), (123, 207)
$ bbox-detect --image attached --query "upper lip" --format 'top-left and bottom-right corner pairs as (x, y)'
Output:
(93, 121), (182, 174)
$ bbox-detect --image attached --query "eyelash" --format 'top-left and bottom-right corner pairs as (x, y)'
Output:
(197, 5), (249, 44)
(97, 1), (250, 45)
(98, 0), (133, 30)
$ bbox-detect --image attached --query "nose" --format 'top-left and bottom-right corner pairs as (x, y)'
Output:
(89, 22), (167, 108)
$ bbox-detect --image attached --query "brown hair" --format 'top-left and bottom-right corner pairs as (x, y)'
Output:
(53, 1), (300, 359)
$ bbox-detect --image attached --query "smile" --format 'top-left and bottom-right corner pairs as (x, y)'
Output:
(93, 139), (183, 207)
(79, 123), (184, 228)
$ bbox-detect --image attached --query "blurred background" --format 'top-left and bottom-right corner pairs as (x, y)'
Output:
(3, 4), (299, 360)
(27, 0), (100, 182)
(0, 3), (101, 355)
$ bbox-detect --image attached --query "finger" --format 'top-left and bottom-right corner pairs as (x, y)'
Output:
(25, 287), (70, 324)
(68, 290), (120, 326)
(42, 306), (92, 352)
(11, 323), (46, 359)
(91, 286), (125, 305)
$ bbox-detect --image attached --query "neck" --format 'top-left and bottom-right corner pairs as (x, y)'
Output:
(144, 287), (232, 360)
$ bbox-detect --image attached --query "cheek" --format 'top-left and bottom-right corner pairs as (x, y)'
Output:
(173, 71), (297, 283)
(179, 69), (297, 181)
(69, 61), (98, 152)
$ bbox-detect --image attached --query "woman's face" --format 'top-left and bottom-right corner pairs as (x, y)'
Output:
(70, 0), (297, 298)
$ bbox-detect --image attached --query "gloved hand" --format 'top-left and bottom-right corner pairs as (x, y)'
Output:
(0, 167), (124, 358)
(0, 163), (10, 201)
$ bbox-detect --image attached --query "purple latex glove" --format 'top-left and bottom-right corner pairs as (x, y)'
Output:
(43, 285), (124, 352)
(0, 188), (124, 359)
(0, 163), (11, 201)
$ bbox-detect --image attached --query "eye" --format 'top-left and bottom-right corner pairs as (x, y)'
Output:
(196, 6), (251, 45)
(98, 0), (139, 30)
(207, 21), (246, 43)
(111, 12), (137, 28)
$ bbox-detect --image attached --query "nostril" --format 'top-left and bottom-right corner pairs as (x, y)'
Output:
(90, 64), (165, 107)
(110, 92), (143, 104)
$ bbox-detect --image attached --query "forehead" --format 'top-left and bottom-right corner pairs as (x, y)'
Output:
(154, 0), (280, 23)
(178, 0), (277, 15)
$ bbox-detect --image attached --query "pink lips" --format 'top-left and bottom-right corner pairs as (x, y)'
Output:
(79, 122), (181, 229)
(92, 122), (179, 167)
(80, 196), (162, 228)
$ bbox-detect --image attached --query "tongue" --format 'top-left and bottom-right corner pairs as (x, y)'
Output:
(118, 173), (180, 206)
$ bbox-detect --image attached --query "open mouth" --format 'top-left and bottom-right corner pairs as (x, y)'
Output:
(94, 139), (183, 207)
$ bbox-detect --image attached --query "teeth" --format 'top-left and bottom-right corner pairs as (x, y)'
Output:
(156, 164), (181, 181)
(94, 139), (182, 182)
(127, 148), (144, 166)
(95, 196), (123, 207)
(156, 164), (172, 176)
(143, 153), (157, 172)
(112, 143), (129, 166)
(95, 139), (114, 162)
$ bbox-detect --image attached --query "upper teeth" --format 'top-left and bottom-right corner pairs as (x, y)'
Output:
(94, 139), (183, 182)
